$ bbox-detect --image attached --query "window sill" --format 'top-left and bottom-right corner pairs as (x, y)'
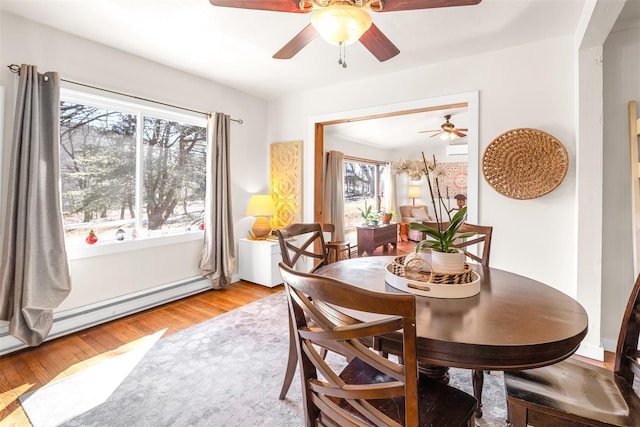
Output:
(66, 231), (204, 261)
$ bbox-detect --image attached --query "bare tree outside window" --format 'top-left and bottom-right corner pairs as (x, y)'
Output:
(143, 117), (206, 231)
(343, 159), (386, 228)
(59, 99), (207, 246)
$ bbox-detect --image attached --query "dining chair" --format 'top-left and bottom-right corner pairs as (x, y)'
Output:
(275, 222), (328, 274)
(279, 262), (477, 427)
(274, 222), (330, 400)
(322, 223), (351, 263)
(452, 223), (493, 267)
(419, 221), (493, 267)
(503, 273), (640, 426)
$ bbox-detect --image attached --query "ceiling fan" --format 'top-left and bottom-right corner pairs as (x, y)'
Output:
(420, 114), (468, 139)
(208, 0), (482, 64)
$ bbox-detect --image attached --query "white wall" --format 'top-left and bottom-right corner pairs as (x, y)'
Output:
(269, 36), (577, 289)
(602, 22), (640, 345)
(324, 135), (394, 161)
(0, 14), (269, 314)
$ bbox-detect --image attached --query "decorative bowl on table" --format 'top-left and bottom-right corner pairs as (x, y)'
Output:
(385, 255), (481, 299)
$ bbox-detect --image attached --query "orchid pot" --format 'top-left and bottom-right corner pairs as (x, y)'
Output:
(431, 250), (466, 273)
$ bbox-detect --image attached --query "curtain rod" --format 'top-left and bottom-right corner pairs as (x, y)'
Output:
(344, 154), (387, 166)
(7, 64), (243, 124)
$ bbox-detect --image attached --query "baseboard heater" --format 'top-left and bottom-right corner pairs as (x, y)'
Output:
(0, 276), (222, 357)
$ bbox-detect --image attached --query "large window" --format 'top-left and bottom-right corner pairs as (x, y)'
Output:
(59, 89), (207, 246)
(343, 157), (386, 229)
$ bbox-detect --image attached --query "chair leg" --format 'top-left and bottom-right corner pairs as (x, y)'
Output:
(506, 399), (528, 427)
(472, 369), (484, 418)
(279, 314), (298, 400)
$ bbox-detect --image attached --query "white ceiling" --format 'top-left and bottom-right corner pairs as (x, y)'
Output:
(2, 0), (591, 100)
(2, 0), (638, 148)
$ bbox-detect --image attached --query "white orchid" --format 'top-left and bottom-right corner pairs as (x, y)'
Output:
(393, 158), (437, 180)
(409, 152), (474, 254)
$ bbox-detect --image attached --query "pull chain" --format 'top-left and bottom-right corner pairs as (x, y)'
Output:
(337, 43), (347, 68)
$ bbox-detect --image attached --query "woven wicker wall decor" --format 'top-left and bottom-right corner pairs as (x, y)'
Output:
(270, 141), (303, 229)
(482, 128), (568, 200)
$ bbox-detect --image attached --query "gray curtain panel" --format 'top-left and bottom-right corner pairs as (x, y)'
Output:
(323, 150), (345, 241)
(199, 113), (236, 289)
(0, 64), (72, 346)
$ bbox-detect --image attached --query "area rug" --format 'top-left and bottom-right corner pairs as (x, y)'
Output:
(21, 291), (508, 426)
(20, 330), (166, 427)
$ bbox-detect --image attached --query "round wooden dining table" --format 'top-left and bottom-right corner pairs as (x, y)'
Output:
(314, 256), (589, 417)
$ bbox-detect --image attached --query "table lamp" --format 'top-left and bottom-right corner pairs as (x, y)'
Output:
(246, 194), (277, 240)
(407, 185), (421, 205)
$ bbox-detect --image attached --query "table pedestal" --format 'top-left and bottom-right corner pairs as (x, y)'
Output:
(418, 364), (450, 384)
(418, 364), (483, 418)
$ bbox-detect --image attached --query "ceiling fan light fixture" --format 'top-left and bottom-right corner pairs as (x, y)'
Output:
(311, 4), (372, 46)
(441, 131), (456, 140)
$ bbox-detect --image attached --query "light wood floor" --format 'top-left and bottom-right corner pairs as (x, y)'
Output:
(0, 281), (280, 426)
(0, 241), (614, 426)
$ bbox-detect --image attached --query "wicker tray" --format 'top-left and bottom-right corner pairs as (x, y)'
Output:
(385, 257), (481, 299)
(482, 128), (568, 200)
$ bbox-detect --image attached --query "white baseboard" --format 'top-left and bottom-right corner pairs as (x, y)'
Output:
(0, 276), (214, 356)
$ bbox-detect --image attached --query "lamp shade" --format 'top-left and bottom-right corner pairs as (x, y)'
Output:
(407, 186), (421, 198)
(311, 4), (372, 46)
(246, 195), (276, 240)
(246, 194), (276, 217)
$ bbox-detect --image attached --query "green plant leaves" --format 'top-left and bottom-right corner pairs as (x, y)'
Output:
(409, 206), (475, 253)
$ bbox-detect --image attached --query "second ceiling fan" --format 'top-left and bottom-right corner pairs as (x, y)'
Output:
(209, 0), (482, 64)
(421, 114), (468, 139)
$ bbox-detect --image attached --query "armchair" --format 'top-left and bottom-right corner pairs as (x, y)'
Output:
(399, 204), (434, 241)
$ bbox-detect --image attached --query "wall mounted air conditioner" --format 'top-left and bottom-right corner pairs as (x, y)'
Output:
(447, 144), (468, 156)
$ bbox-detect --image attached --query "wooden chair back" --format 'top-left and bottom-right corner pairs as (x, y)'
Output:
(613, 272), (640, 385)
(453, 223), (493, 267)
(274, 222), (328, 273)
(419, 221), (493, 267)
(321, 223), (336, 239)
(322, 223), (351, 262)
(280, 263), (477, 426)
(279, 262), (420, 426)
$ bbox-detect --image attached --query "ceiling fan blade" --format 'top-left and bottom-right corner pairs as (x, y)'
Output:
(419, 129), (439, 134)
(453, 130), (467, 137)
(273, 24), (319, 59)
(456, 128), (469, 132)
(373, 0), (482, 12)
(359, 24), (400, 62)
(209, 0), (308, 13)
(429, 131), (443, 138)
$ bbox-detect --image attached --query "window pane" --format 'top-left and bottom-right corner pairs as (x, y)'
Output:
(60, 102), (137, 246)
(344, 160), (377, 228)
(142, 117), (206, 233)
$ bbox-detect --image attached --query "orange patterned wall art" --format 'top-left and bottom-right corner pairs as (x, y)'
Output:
(270, 141), (303, 229)
(434, 161), (468, 199)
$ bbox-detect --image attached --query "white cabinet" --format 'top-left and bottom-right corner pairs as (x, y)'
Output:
(238, 238), (283, 287)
